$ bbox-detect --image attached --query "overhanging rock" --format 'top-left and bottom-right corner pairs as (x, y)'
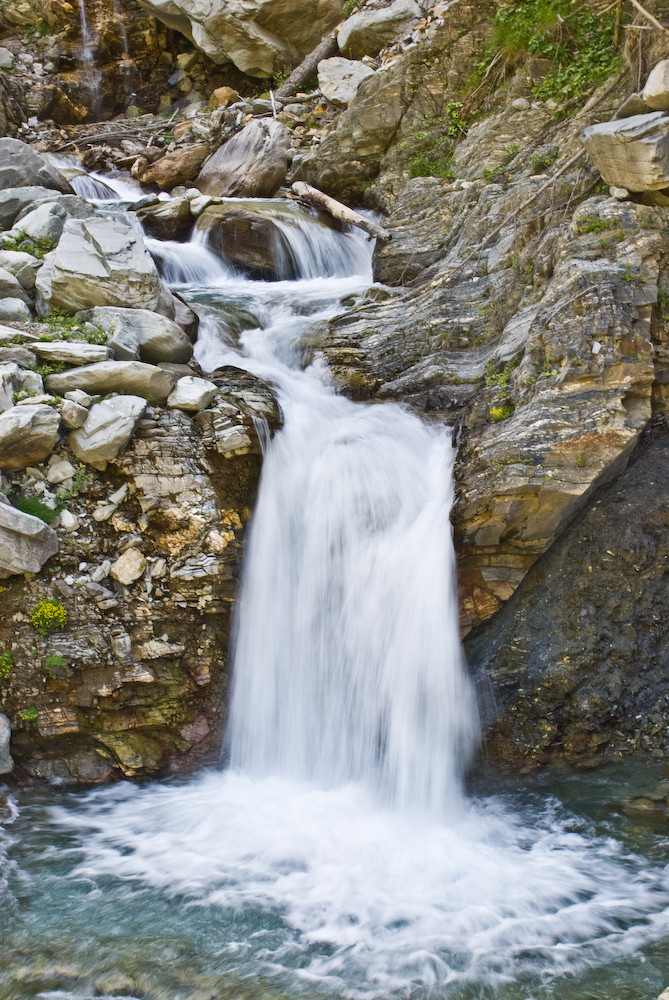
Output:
(582, 112), (669, 192)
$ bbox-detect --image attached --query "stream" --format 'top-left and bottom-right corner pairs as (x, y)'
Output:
(1, 179), (669, 1000)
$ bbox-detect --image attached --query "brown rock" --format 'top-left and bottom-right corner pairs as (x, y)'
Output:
(210, 86), (240, 108)
(136, 144), (211, 191)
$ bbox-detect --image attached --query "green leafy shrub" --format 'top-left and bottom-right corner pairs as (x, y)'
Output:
(0, 231), (56, 259)
(44, 654), (71, 680)
(14, 495), (58, 524)
(485, 358), (520, 389)
(489, 402), (515, 422)
(399, 110), (463, 180)
(30, 600), (68, 635)
(0, 650), (12, 679)
(40, 310), (108, 345)
(18, 706), (39, 722)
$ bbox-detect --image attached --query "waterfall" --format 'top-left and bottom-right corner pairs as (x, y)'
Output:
(76, 0), (102, 118)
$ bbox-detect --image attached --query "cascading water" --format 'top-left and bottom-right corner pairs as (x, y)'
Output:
(76, 0), (102, 118)
(3, 190), (669, 1000)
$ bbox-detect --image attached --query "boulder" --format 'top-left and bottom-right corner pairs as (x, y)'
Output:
(0, 267), (31, 305)
(318, 57), (375, 105)
(134, 0), (342, 77)
(110, 547), (147, 585)
(337, 0), (420, 59)
(210, 86), (240, 108)
(0, 139), (73, 194)
(581, 112), (669, 192)
(0, 361), (20, 412)
(68, 395), (147, 470)
(60, 399), (89, 429)
(0, 345), (36, 366)
(167, 376), (218, 411)
(0, 404), (61, 471)
(83, 307), (193, 364)
(0, 715), (12, 774)
(45, 361), (177, 404)
(642, 60), (669, 111)
(135, 197), (193, 241)
(35, 216), (173, 317)
(32, 341), (112, 366)
(136, 144), (210, 190)
(11, 200), (77, 245)
(0, 186), (59, 230)
(195, 119), (290, 197)
(0, 298), (31, 321)
(0, 499), (59, 577)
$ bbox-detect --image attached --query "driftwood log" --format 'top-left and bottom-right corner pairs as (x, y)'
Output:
(290, 181), (392, 242)
(275, 31), (339, 102)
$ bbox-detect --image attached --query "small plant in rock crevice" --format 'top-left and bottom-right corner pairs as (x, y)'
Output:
(13, 495), (59, 524)
(30, 600), (68, 636)
(0, 650), (12, 679)
(18, 706), (39, 723)
(44, 654), (71, 680)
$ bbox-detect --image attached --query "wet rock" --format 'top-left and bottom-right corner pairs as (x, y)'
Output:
(46, 360), (176, 404)
(35, 216), (172, 317)
(135, 197), (193, 241)
(0, 714), (13, 774)
(84, 306), (193, 364)
(337, 0), (421, 60)
(0, 138), (72, 194)
(195, 119), (290, 198)
(32, 341), (111, 366)
(136, 143), (210, 190)
(582, 112), (669, 192)
(0, 404), (60, 471)
(68, 394), (147, 470)
(167, 376), (217, 411)
(318, 57), (375, 106)
(0, 498), (58, 577)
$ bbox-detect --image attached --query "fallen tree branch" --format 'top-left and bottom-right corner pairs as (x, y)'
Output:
(628, 0), (669, 37)
(290, 181), (392, 241)
(275, 31), (339, 102)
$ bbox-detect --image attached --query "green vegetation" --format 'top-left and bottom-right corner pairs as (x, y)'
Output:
(479, 0), (625, 104)
(491, 454), (535, 472)
(400, 106), (465, 180)
(485, 357), (520, 389)
(14, 495), (59, 524)
(489, 402), (515, 422)
(44, 654), (71, 680)
(40, 310), (108, 345)
(29, 600), (68, 636)
(575, 214), (618, 234)
(0, 231), (56, 259)
(576, 451), (588, 468)
(531, 147), (559, 173)
(0, 650), (12, 680)
(55, 467), (93, 507)
(18, 706), (39, 722)
(343, 0), (359, 17)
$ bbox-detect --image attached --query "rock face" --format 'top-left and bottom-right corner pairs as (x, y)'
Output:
(466, 428), (669, 766)
(0, 139), (72, 194)
(581, 112), (669, 191)
(35, 217), (172, 316)
(195, 119), (290, 197)
(318, 57), (375, 105)
(337, 0), (421, 60)
(134, 0), (343, 76)
(68, 395), (148, 470)
(0, 500), (59, 578)
(0, 404), (61, 471)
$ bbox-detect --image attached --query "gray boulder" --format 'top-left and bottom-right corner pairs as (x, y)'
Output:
(45, 360), (177, 403)
(0, 715), (12, 774)
(84, 306), (193, 364)
(0, 298), (31, 322)
(167, 376), (218, 411)
(0, 186), (59, 230)
(0, 404), (61, 470)
(318, 57), (375, 105)
(0, 361), (20, 412)
(0, 498), (59, 578)
(0, 267), (31, 305)
(337, 0), (420, 59)
(68, 395), (147, 470)
(35, 216), (173, 317)
(11, 200), (76, 245)
(0, 139), (73, 194)
(196, 119), (290, 197)
(32, 341), (111, 366)
(582, 112), (669, 192)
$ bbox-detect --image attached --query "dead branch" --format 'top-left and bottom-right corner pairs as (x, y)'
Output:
(290, 181), (392, 241)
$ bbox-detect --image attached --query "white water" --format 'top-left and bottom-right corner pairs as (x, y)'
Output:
(76, 0), (102, 116)
(42, 206), (669, 997)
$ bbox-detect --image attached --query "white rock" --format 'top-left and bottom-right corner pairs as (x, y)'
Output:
(642, 60), (669, 111)
(337, 0), (420, 60)
(0, 714), (13, 774)
(32, 341), (111, 366)
(0, 499), (58, 577)
(0, 48), (14, 70)
(317, 57), (375, 105)
(68, 395), (147, 471)
(592, 341), (602, 355)
(0, 298), (31, 322)
(64, 388), (93, 406)
(0, 404), (60, 471)
(108, 483), (128, 505)
(110, 547), (147, 585)
(581, 112), (669, 192)
(610, 186), (629, 200)
(85, 306), (192, 364)
(46, 458), (76, 485)
(60, 399), (88, 429)
(57, 508), (79, 532)
(45, 360), (177, 403)
(92, 504), (117, 521)
(0, 361), (20, 413)
(167, 375), (217, 411)
(12, 200), (69, 244)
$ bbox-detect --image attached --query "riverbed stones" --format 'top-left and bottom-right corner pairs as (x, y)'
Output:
(0, 498), (58, 577)
(0, 138), (72, 194)
(337, 0), (421, 59)
(167, 376), (218, 411)
(0, 714), (12, 774)
(35, 216), (172, 316)
(45, 361), (177, 404)
(68, 395), (147, 470)
(581, 112), (669, 191)
(32, 341), (111, 366)
(83, 307), (193, 364)
(318, 57), (375, 106)
(0, 404), (61, 470)
(195, 119), (290, 198)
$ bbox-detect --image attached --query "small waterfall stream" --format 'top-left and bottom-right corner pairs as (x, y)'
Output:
(2, 183), (669, 999)
(76, 0), (102, 117)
